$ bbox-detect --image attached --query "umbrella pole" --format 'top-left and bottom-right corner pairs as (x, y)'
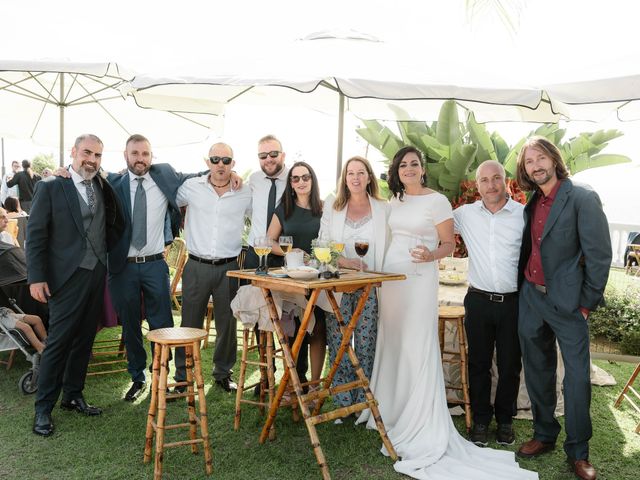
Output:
(1, 137), (5, 178)
(335, 92), (345, 182)
(59, 74), (65, 167)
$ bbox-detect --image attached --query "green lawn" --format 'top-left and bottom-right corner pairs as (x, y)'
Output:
(1, 327), (639, 480)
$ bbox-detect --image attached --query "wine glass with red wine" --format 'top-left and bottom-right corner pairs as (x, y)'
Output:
(354, 237), (369, 272)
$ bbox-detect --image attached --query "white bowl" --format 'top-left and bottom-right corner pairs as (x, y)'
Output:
(286, 267), (319, 280)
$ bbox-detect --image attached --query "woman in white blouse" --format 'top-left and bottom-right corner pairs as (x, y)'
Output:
(319, 156), (389, 412)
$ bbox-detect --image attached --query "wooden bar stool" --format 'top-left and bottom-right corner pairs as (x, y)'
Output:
(614, 362), (640, 433)
(144, 327), (212, 480)
(234, 326), (299, 440)
(438, 305), (472, 431)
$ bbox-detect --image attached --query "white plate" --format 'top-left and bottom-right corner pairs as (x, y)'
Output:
(286, 267), (319, 280)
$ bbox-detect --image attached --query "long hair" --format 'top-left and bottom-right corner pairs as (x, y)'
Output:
(516, 136), (569, 192)
(281, 161), (323, 219)
(334, 156), (383, 211)
(387, 146), (427, 201)
(3, 196), (20, 213)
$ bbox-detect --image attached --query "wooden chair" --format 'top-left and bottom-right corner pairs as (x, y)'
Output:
(144, 327), (212, 479)
(614, 362), (640, 433)
(438, 305), (472, 431)
(165, 238), (187, 311)
(625, 244), (640, 276)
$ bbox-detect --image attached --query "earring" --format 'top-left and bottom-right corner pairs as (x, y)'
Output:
(420, 176), (425, 185)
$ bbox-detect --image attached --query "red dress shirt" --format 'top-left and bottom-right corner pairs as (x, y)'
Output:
(525, 179), (563, 286)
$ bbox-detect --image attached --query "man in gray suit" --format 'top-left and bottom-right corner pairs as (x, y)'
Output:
(515, 136), (610, 480)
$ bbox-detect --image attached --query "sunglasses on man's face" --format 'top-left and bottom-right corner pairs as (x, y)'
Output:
(209, 156), (233, 165)
(258, 150), (280, 160)
(291, 174), (312, 183)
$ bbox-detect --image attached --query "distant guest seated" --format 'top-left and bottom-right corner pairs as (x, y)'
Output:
(0, 307), (47, 353)
(3, 196), (28, 218)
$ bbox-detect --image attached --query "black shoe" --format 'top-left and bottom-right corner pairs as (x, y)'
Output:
(33, 412), (54, 437)
(470, 423), (489, 447)
(496, 423), (515, 446)
(215, 376), (237, 392)
(124, 381), (146, 402)
(60, 397), (103, 416)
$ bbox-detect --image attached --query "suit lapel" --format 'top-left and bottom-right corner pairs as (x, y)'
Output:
(61, 178), (85, 234)
(119, 174), (132, 224)
(542, 180), (571, 240)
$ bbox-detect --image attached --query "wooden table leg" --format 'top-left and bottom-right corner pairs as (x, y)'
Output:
(258, 288), (330, 479)
(320, 288), (398, 461)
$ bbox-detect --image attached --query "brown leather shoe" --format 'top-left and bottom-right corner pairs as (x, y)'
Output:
(516, 438), (555, 458)
(568, 458), (596, 480)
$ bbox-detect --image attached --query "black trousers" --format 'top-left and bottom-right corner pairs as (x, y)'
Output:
(35, 263), (106, 415)
(463, 289), (521, 426)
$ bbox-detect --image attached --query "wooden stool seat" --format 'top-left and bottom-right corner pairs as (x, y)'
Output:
(614, 362), (640, 433)
(144, 327), (212, 479)
(438, 305), (472, 431)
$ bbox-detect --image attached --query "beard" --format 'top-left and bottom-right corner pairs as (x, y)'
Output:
(128, 161), (150, 176)
(531, 168), (554, 186)
(78, 164), (98, 181)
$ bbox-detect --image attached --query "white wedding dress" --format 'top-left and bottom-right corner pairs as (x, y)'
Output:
(359, 193), (537, 480)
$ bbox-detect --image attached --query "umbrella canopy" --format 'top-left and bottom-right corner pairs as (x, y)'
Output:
(0, 60), (218, 166)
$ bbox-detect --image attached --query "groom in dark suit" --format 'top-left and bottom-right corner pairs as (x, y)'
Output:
(107, 134), (192, 401)
(27, 133), (125, 436)
(515, 136), (611, 480)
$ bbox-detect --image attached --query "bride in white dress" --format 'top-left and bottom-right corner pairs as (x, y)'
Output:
(359, 147), (537, 480)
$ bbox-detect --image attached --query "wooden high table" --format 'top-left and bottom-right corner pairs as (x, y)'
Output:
(227, 268), (405, 480)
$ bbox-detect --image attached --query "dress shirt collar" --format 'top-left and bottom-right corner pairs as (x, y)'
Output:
(479, 197), (519, 215)
(201, 173), (237, 192)
(128, 170), (152, 183)
(265, 166), (288, 181)
(538, 178), (563, 201)
(69, 166), (90, 186)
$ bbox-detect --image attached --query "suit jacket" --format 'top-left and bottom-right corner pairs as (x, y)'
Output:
(26, 173), (125, 294)
(518, 179), (611, 314)
(107, 163), (195, 274)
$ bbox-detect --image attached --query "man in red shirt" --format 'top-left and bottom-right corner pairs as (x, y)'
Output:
(515, 137), (611, 480)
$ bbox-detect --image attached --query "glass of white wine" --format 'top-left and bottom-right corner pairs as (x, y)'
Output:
(279, 235), (293, 269)
(254, 236), (273, 275)
(313, 238), (332, 274)
(408, 235), (425, 276)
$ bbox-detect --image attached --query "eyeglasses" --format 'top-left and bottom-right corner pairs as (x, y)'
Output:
(291, 174), (312, 183)
(209, 156), (233, 165)
(320, 270), (340, 280)
(258, 151), (280, 160)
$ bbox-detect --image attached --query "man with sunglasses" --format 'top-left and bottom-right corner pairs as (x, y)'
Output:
(244, 134), (288, 271)
(107, 134), (242, 401)
(173, 142), (251, 392)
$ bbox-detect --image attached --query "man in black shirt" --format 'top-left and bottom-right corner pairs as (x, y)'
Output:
(7, 160), (41, 213)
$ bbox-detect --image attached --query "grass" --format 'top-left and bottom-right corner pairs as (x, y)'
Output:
(1, 324), (639, 480)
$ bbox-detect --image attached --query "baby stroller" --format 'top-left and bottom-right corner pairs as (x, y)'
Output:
(0, 240), (47, 394)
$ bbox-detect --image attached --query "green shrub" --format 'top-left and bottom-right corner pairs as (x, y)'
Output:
(620, 331), (640, 356)
(589, 288), (640, 343)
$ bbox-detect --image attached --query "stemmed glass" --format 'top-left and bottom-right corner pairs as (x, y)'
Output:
(408, 235), (423, 276)
(254, 236), (272, 275)
(353, 237), (369, 272)
(313, 238), (332, 273)
(279, 236), (293, 269)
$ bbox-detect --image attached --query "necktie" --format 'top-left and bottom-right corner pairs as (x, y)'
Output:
(82, 179), (96, 214)
(266, 178), (277, 231)
(132, 177), (147, 250)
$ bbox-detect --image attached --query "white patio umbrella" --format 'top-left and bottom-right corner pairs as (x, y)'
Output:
(130, 32), (557, 178)
(0, 60), (218, 166)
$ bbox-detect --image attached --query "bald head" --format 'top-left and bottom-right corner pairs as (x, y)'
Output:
(476, 160), (508, 212)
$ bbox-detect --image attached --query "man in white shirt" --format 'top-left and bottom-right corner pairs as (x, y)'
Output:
(244, 134), (289, 270)
(453, 160), (524, 447)
(173, 142), (251, 392)
(1, 160), (21, 204)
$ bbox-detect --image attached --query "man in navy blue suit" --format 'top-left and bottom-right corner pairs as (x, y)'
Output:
(107, 134), (194, 401)
(27, 133), (125, 436)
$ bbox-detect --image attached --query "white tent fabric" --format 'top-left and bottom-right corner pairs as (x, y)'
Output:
(0, 60), (218, 164)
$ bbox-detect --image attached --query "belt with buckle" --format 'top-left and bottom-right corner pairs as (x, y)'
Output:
(468, 286), (517, 303)
(188, 253), (236, 266)
(126, 253), (164, 264)
(533, 283), (547, 294)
